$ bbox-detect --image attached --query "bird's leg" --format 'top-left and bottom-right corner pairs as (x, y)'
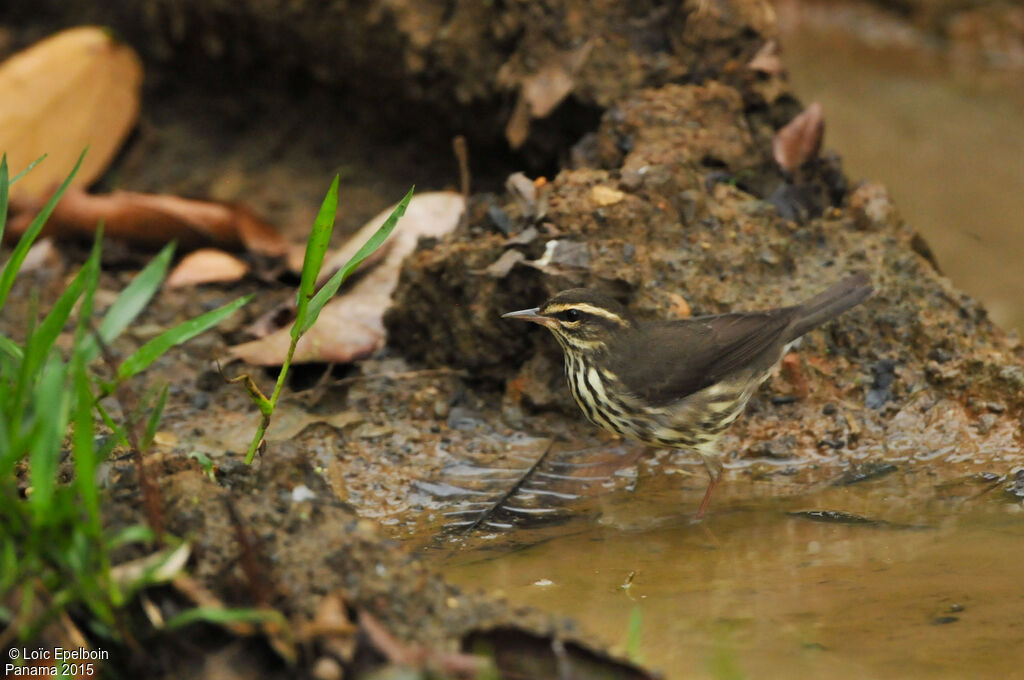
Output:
(694, 449), (724, 521)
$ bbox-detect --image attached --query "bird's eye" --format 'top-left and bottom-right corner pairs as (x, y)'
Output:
(565, 309), (581, 322)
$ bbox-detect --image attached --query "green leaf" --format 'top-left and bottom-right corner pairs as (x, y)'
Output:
(106, 524), (156, 550)
(29, 358), (70, 524)
(188, 451), (216, 481)
(301, 185), (413, 335)
(72, 359), (100, 536)
(116, 295), (251, 381)
(0, 150), (86, 310)
(80, 242), (176, 363)
(165, 606), (288, 630)
(20, 242), (100, 386)
(0, 155), (8, 244)
(141, 383), (169, 453)
(0, 334), (23, 362)
(293, 175), (339, 335)
(9, 154), (46, 186)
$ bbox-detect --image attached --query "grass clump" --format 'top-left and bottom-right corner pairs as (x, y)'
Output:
(0, 152), (249, 646)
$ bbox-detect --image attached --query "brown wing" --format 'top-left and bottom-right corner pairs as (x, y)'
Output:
(607, 309), (798, 406)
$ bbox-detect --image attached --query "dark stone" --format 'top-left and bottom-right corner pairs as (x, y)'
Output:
(487, 204), (513, 235)
(866, 359), (898, 409)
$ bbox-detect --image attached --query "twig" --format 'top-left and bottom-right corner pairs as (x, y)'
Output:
(453, 135), (471, 200)
(223, 495), (274, 606)
(88, 321), (165, 543)
(358, 610), (490, 677)
(324, 367), (467, 389)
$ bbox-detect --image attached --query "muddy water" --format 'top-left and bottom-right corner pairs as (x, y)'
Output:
(777, 19), (1024, 333)
(437, 469), (1024, 678)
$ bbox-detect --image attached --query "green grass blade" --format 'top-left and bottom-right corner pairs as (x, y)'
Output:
(9, 154), (47, 186)
(116, 295), (251, 382)
(19, 243), (100, 384)
(293, 175), (339, 337)
(301, 185), (413, 335)
(80, 242), (175, 363)
(165, 606), (288, 630)
(0, 155), (8, 244)
(72, 359), (100, 534)
(141, 383), (169, 453)
(28, 358), (70, 524)
(0, 149), (86, 310)
(0, 334), (23, 362)
(106, 524), (156, 550)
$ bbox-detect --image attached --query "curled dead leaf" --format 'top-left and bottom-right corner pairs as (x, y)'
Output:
(0, 27), (142, 201)
(166, 248), (250, 288)
(747, 39), (783, 75)
(6, 188), (287, 255)
(773, 102), (825, 176)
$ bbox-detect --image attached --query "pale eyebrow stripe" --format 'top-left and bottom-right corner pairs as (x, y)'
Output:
(543, 302), (628, 325)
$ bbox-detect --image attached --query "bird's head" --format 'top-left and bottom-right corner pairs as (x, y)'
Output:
(502, 288), (634, 352)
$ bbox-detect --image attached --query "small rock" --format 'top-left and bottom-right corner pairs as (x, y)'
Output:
(291, 485), (316, 503)
(619, 169), (644, 191)
(974, 413), (997, 435)
(850, 181), (899, 231)
(487, 204), (513, 234)
(447, 406), (484, 431)
(866, 359), (898, 409)
(1005, 469), (1024, 500)
(590, 184), (626, 206)
(751, 435), (796, 459)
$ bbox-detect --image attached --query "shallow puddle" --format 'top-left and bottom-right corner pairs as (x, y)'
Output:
(435, 469), (1024, 678)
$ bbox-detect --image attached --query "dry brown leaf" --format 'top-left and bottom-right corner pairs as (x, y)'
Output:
(19, 237), (61, 273)
(504, 42), (593, 149)
(166, 248), (250, 288)
(7, 188), (287, 255)
(772, 102), (825, 175)
(230, 192), (464, 366)
(0, 27), (142, 202)
(747, 39), (783, 75)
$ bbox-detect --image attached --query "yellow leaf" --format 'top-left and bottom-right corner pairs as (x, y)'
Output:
(0, 26), (142, 201)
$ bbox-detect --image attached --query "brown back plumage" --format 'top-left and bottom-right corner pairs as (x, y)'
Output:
(604, 274), (872, 406)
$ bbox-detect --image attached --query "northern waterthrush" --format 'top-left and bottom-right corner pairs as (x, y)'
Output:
(502, 273), (873, 519)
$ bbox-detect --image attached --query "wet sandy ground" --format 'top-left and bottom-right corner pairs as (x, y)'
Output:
(438, 464), (1024, 679)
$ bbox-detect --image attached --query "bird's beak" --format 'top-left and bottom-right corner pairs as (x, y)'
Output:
(501, 307), (555, 327)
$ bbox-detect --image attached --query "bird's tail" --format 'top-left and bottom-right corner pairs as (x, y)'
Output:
(786, 273), (873, 341)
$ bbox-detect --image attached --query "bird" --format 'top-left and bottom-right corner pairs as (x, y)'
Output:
(502, 273), (873, 519)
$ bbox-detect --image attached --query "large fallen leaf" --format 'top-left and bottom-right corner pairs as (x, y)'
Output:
(0, 26), (142, 201)
(6, 188), (287, 254)
(230, 192), (464, 365)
